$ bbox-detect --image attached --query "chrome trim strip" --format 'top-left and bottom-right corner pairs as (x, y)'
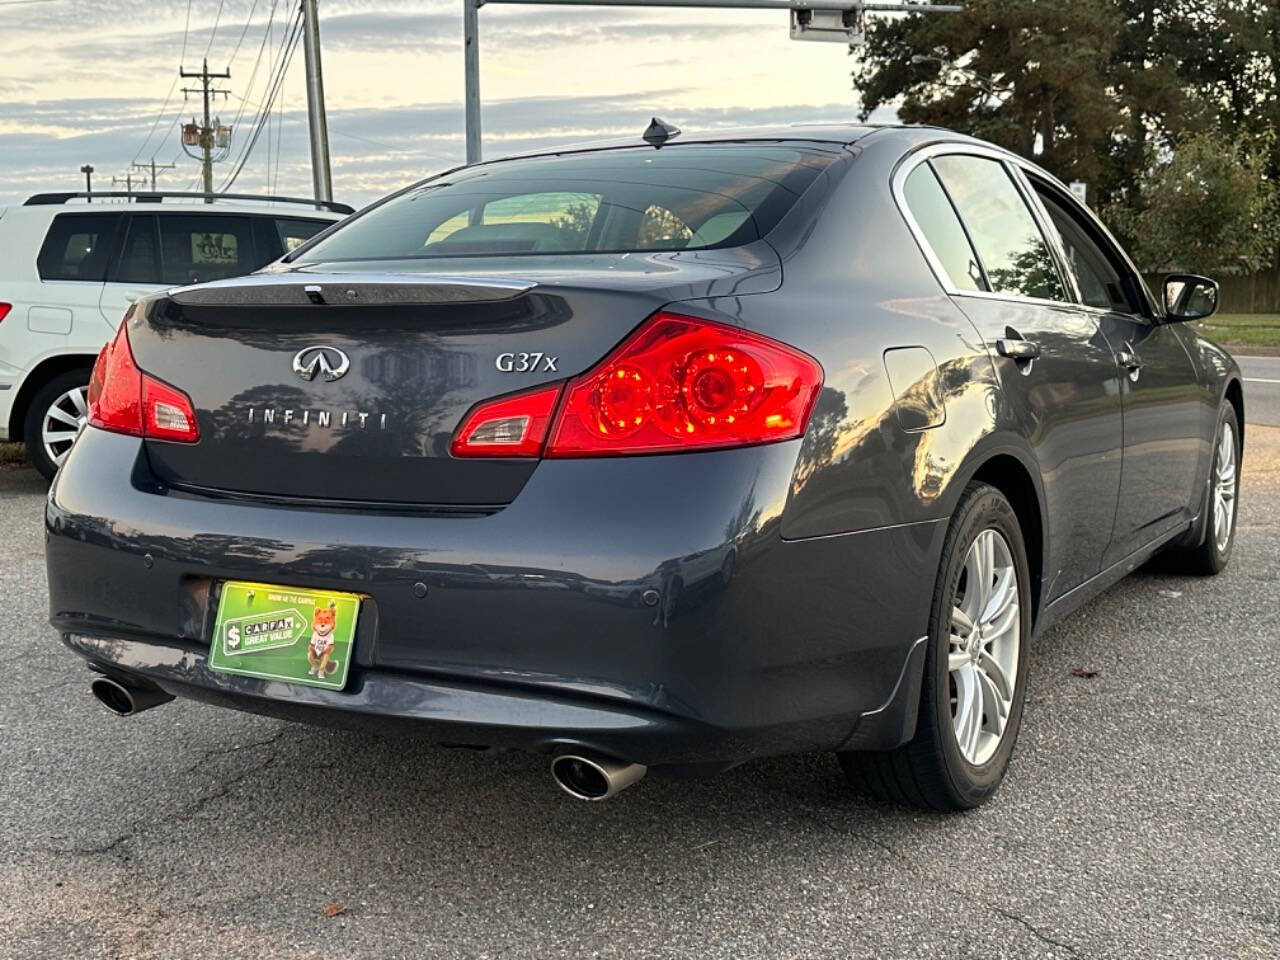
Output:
(890, 139), (1160, 318)
(168, 273), (537, 306)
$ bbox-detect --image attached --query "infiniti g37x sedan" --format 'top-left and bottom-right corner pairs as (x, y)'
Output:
(46, 123), (1243, 810)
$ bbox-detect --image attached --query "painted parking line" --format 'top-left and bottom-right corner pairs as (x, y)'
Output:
(1244, 377), (1280, 384)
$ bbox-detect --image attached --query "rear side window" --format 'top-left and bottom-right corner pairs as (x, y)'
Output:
(114, 216), (160, 284)
(273, 217), (329, 253)
(296, 144), (839, 262)
(156, 214), (256, 285)
(37, 214), (122, 281)
(903, 164), (985, 292)
(931, 155), (1067, 303)
(1036, 191), (1133, 312)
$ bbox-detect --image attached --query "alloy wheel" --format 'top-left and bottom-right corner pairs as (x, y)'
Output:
(948, 528), (1020, 766)
(1213, 420), (1237, 553)
(41, 384), (89, 468)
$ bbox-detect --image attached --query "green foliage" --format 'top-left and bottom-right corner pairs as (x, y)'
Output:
(852, 0), (1280, 216)
(1104, 133), (1280, 274)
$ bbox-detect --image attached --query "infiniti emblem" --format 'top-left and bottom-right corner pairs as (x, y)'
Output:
(292, 345), (350, 382)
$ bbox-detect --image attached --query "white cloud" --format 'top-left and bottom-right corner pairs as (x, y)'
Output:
(0, 0), (896, 207)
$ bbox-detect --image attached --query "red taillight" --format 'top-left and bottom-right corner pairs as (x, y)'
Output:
(87, 324), (199, 444)
(451, 383), (563, 457)
(0, 303), (12, 323)
(545, 312), (823, 457)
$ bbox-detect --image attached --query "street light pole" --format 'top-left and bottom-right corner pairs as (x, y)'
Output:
(301, 0), (334, 202)
(80, 164), (94, 202)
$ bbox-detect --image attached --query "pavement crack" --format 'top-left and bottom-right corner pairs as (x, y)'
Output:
(992, 906), (1084, 957)
(36, 728), (288, 861)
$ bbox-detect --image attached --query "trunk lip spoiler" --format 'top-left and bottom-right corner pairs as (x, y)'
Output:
(166, 273), (538, 307)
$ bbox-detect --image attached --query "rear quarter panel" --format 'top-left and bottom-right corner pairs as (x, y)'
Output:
(680, 133), (1009, 542)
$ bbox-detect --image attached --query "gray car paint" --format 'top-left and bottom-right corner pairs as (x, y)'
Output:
(44, 125), (1243, 770)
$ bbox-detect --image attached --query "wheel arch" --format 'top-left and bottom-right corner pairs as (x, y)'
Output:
(8, 353), (98, 443)
(1224, 377), (1244, 453)
(949, 442), (1047, 629)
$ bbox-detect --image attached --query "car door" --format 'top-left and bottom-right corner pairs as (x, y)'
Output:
(101, 214), (165, 325)
(33, 212), (124, 334)
(1027, 178), (1202, 565)
(913, 150), (1125, 601)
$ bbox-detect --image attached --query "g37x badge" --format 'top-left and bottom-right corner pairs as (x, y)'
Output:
(496, 352), (559, 373)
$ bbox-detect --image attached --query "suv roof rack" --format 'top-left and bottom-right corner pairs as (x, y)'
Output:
(22, 191), (354, 215)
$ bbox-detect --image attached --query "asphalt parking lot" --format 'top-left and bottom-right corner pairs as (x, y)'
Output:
(2, 371), (1277, 960)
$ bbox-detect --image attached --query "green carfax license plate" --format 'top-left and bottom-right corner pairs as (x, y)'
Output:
(208, 581), (360, 690)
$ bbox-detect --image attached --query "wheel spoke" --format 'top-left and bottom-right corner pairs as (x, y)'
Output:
(975, 666), (1007, 739)
(984, 599), (1019, 645)
(47, 406), (81, 428)
(42, 430), (79, 444)
(978, 650), (1013, 702)
(952, 663), (982, 760)
(948, 648), (970, 672)
(981, 566), (1015, 626)
(68, 388), (88, 417)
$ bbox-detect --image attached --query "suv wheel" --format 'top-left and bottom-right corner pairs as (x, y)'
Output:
(839, 482), (1031, 810)
(24, 370), (92, 480)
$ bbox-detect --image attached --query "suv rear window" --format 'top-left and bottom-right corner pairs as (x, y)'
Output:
(295, 144), (839, 262)
(37, 214), (122, 281)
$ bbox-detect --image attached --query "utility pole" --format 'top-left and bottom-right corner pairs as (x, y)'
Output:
(301, 0), (333, 202)
(111, 173), (135, 198)
(80, 164), (94, 201)
(463, 0), (481, 164)
(132, 159), (178, 191)
(180, 58), (232, 202)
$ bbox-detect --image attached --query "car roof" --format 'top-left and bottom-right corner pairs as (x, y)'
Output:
(485, 122), (971, 163)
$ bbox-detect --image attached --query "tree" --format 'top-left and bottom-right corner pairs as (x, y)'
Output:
(1103, 131), (1280, 274)
(850, 0), (1275, 204)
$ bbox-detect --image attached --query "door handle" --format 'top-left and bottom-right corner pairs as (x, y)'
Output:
(1116, 344), (1143, 381)
(996, 338), (1041, 360)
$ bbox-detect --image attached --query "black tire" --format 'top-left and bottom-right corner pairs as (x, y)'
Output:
(839, 482), (1032, 811)
(1161, 402), (1241, 576)
(22, 369), (92, 481)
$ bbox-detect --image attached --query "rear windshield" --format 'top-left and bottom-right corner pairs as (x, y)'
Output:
(295, 143), (839, 262)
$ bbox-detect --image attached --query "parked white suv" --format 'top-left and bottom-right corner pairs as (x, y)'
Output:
(0, 191), (350, 477)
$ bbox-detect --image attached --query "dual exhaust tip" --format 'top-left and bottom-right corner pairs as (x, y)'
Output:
(89, 675), (645, 801)
(89, 675), (174, 717)
(550, 753), (646, 801)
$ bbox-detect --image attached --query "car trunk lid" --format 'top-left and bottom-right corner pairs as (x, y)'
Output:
(128, 248), (779, 507)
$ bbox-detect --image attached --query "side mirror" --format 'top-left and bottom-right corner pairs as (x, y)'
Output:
(1163, 274), (1219, 322)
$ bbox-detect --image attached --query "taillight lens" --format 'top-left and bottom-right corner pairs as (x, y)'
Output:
(451, 384), (562, 457)
(545, 312), (823, 457)
(87, 324), (199, 443)
(0, 303), (12, 323)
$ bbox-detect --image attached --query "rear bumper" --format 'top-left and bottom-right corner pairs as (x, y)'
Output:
(47, 428), (943, 766)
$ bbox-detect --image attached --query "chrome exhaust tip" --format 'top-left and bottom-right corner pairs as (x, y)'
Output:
(89, 676), (174, 717)
(550, 753), (647, 801)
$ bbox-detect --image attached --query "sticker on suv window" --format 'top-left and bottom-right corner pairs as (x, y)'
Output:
(192, 232), (239, 265)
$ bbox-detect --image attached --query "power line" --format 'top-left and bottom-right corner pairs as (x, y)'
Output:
(204, 0), (227, 59)
(131, 74), (180, 165)
(221, 2), (293, 190)
(226, 0), (261, 66)
(222, 0), (283, 150)
(179, 0), (193, 66)
(220, 9), (302, 191)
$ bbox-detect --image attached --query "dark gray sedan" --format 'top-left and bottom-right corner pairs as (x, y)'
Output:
(45, 123), (1243, 810)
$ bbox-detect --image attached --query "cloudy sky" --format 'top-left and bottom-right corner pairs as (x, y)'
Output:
(0, 0), (895, 208)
